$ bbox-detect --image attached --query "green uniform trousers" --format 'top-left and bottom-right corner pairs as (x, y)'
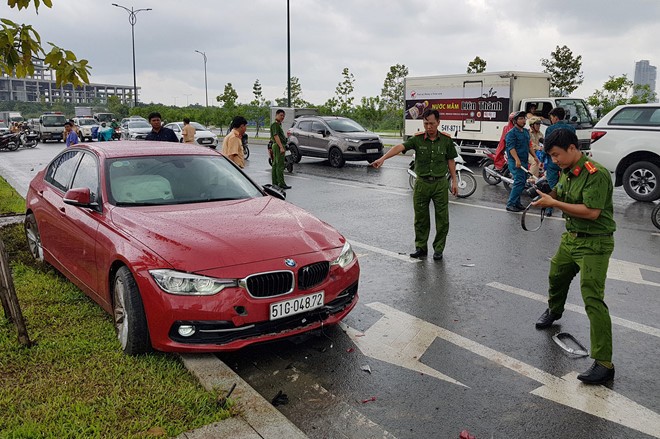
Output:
(548, 232), (614, 362)
(412, 178), (449, 253)
(271, 146), (286, 187)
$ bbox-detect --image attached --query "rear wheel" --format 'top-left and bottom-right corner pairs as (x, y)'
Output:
(243, 144), (250, 160)
(24, 213), (43, 262)
(408, 174), (416, 190)
(622, 161), (660, 202)
(286, 162), (293, 173)
(7, 141), (19, 151)
(113, 266), (151, 355)
(328, 147), (345, 168)
(455, 172), (477, 198)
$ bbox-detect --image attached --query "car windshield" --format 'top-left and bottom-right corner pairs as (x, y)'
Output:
(42, 115), (67, 127)
(555, 99), (594, 127)
(78, 119), (97, 126)
(191, 122), (207, 131)
(325, 118), (366, 133)
(128, 121), (151, 129)
(106, 155), (263, 206)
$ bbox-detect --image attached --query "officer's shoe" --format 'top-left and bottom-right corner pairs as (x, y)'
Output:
(506, 205), (524, 213)
(281, 185), (292, 189)
(433, 252), (443, 261)
(577, 361), (615, 384)
(535, 309), (561, 329)
(409, 248), (428, 258)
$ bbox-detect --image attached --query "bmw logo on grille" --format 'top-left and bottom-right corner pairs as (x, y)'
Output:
(284, 259), (296, 267)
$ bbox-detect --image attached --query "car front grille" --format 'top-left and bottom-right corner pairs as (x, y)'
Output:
(197, 137), (215, 145)
(244, 271), (294, 298)
(168, 281), (359, 345)
(298, 261), (329, 290)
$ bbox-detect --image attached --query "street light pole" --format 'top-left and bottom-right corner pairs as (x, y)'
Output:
(287, 0), (291, 107)
(112, 3), (152, 107)
(194, 50), (208, 107)
(183, 93), (192, 106)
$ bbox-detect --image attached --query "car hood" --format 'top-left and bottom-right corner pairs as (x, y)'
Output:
(128, 127), (152, 134)
(195, 130), (215, 137)
(337, 131), (381, 141)
(108, 196), (344, 271)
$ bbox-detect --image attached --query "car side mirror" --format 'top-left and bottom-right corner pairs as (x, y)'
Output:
(63, 187), (100, 210)
(316, 129), (325, 136)
(262, 184), (286, 200)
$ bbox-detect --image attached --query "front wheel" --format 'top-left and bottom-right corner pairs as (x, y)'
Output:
(328, 147), (345, 168)
(286, 162), (293, 173)
(113, 266), (151, 355)
(652, 203), (660, 230)
(243, 144), (250, 160)
(622, 161), (660, 202)
(288, 144), (301, 163)
(7, 141), (19, 151)
(455, 172), (477, 198)
(24, 213), (44, 262)
(408, 173), (416, 190)
(481, 159), (501, 185)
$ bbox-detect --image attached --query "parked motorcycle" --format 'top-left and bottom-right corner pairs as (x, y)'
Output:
(407, 143), (477, 198)
(267, 141), (294, 173)
(242, 133), (250, 160)
(0, 132), (20, 151)
(19, 129), (39, 148)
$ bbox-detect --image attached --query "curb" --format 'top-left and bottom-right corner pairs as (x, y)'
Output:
(177, 354), (307, 439)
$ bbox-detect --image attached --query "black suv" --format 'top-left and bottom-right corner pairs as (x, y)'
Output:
(286, 116), (384, 168)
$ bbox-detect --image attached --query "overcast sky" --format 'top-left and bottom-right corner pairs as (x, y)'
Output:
(5, 0), (659, 106)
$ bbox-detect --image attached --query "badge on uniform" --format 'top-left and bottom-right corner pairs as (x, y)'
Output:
(572, 166), (581, 177)
(584, 161), (597, 174)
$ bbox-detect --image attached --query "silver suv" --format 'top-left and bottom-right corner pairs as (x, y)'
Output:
(286, 116), (384, 168)
(590, 103), (660, 202)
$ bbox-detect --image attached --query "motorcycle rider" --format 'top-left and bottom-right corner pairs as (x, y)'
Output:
(505, 111), (533, 212)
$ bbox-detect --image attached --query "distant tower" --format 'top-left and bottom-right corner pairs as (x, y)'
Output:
(634, 60), (657, 101)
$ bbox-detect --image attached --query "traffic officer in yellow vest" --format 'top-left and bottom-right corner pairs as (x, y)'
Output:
(531, 128), (616, 385)
(371, 109), (458, 260)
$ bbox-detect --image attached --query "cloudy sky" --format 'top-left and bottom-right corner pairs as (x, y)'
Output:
(5, 0), (659, 106)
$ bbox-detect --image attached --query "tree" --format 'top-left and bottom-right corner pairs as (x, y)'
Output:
(587, 74), (657, 118)
(467, 56), (487, 74)
(541, 45), (584, 97)
(1, 0), (90, 87)
(216, 83), (238, 109)
(334, 67), (355, 115)
(251, 79), (264, 106)
(275, 76), (309, 108)
(380, 64), (408, 112)
(353, 96), (382, 131)
(107, 95), (129, 120)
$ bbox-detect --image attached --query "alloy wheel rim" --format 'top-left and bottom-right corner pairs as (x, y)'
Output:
(113, 278), (128, 349)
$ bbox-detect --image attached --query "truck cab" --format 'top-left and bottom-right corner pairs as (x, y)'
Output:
(37, 112), (67, 142)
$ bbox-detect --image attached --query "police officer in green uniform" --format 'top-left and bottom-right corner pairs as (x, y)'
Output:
(270, 109), (290, 190)
(532, 128), (616, 385)
(372, 109), (458, 260)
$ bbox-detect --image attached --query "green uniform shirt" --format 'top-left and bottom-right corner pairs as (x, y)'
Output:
(555, 155), (616, 234)
(403, 131), (457, 178)
(270, 122), (286, 145)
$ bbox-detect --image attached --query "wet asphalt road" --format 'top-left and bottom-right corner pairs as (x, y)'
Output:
(1, 141), (659, 439)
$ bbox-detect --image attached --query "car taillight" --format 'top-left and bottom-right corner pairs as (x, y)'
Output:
(591, 130), (607, 143)
(286, 129), (292, 136)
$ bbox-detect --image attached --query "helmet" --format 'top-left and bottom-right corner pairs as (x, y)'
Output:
(528, 116), (543, 126)
(508, 112), (517, 122)
(513, 111), (527, 121)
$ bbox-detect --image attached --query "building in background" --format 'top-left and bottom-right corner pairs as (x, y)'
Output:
(634, 60), (657, 101)
(1, 60), (136, 105)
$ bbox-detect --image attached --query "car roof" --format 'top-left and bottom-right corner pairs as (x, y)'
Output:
(72, 141), (218, 159)
(297, 116), (346, 121)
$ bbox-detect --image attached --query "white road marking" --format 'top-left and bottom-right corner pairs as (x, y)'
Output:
(487, 282), (660, 339)
(346, 302), (660, 439)
(350, 240), (422, 263)
(608, 258), (660, 287)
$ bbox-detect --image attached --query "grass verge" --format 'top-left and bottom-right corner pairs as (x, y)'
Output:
(0, 223), (234, 438)
(0, 175), (25, 215)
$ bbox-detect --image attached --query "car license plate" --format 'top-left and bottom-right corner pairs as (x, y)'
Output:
(201, 138), (212, 144)
(366, 148), (378, 153)
(270, 291), (324, 320)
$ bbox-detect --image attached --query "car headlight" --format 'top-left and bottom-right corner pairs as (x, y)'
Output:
(345, 138), (361, 144)
(331, 241), (355, 268)
(150, 269), (238, 295)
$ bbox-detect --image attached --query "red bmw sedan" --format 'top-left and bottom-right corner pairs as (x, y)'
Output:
(24, 142), (359, 355)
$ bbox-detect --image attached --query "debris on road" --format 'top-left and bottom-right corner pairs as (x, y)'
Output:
(361, 396), (377, 403)
(361, 364), (372, 374)
(272, 390), (289, 406)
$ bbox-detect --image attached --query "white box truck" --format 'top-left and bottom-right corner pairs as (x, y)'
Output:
(403, 71), (594, 159)
(75, 106), (93, 117)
